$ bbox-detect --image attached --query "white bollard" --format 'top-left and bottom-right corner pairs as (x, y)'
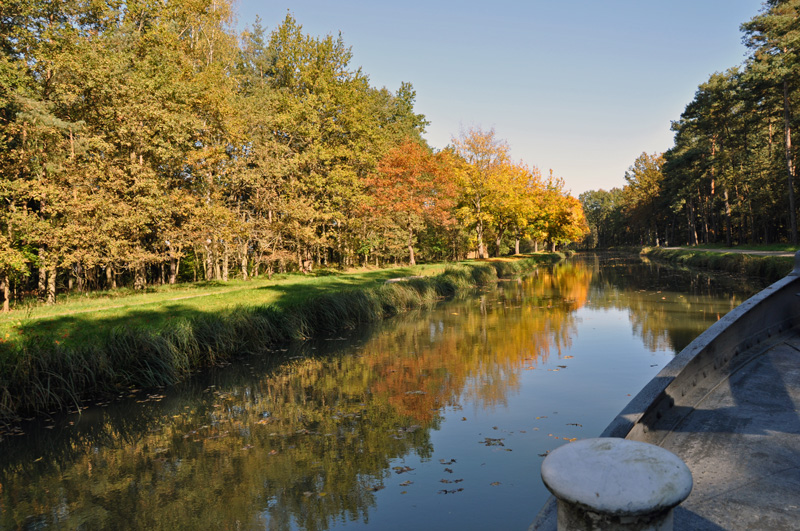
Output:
(541, 438), (692, 531)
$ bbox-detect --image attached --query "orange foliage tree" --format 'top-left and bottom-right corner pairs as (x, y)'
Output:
(365, 139), (458, 265)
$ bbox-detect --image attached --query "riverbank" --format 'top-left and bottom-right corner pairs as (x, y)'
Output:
(643, 247), (794, 282)
(0, 255), (559, 423)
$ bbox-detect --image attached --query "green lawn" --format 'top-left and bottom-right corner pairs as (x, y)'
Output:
(0, 263), (451, 350)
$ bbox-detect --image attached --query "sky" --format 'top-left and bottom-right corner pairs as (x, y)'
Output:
(232, 0), (766, 196)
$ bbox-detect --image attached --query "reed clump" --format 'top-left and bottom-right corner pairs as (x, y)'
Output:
(0, 258), (550, 421)
(644, 248), (793, 282)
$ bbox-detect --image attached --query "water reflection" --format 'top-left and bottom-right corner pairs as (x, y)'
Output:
(0, 256), (762, 530)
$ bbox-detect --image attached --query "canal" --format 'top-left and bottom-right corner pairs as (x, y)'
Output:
(0, 254), (767, 530)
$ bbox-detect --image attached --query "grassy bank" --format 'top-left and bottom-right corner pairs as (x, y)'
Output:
(644, 247), (794, 282)
(0, 255), (559, 422)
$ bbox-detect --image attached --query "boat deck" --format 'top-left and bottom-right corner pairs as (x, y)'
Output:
(532, 259), (800, 531)
(667, 330), (800, 530)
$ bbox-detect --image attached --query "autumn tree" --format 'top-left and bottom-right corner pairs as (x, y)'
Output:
(365, 139), (457, 265)
(452, 127), (510, 258)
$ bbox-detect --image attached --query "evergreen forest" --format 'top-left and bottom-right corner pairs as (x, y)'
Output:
(0, 0), (589, 311)
(581, 0), (800, 250)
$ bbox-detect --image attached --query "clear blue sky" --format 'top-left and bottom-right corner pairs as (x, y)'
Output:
(233, 0), (765, 195)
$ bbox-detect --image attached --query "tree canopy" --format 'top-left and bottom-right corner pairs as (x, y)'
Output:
(581, 1), (800, 249)
(0, 0), (588, 310)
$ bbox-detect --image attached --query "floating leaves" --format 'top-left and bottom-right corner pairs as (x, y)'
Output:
(392, 466), (414, 474)
(480, 437), (504, 447)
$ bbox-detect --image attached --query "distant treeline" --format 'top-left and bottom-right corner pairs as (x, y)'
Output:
(580, 1), (800, 249)
(0, 0), (588, 310)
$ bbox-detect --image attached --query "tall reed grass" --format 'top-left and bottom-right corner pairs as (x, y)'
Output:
(0, 258), (549, 421)
(644, 248), (793, 282)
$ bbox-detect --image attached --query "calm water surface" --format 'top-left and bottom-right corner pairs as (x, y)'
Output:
(0, 255), (766, 530)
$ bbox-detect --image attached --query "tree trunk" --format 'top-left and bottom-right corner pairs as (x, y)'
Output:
(169, 257), (177, 284)
(222, 243), (229, 282)
(408, 226), (416, 266)
(783, 79), (798, 244)
(240, 243), (249, 280)
(38, 253), (46, 301)
(134, 264), (146, 290)
(47, 266), (56, 304)
(106, 265), (115, 289)
(2, 273), (9, 313)
(204, 243), (213, 280)
(723, 186), (733, 246)
(476, 219), (486, 259)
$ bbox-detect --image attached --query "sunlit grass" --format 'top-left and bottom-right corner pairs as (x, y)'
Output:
(0, 256), (557, 420)
(645, 247), (793, 281)
(684, 243), (799, 252)
(0, 263), (450, 349)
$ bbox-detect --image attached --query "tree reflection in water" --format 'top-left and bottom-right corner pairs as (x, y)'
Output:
(0, 256), (760, 530)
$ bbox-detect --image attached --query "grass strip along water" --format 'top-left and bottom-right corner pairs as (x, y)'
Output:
(0, 256), (559, 422)
(644, 247), (794, 282)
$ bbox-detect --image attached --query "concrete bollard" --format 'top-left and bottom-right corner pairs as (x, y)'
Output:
(540, 438), (692, 531)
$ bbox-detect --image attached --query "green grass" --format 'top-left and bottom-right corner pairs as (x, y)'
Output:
(0, 263), (453, 350)
(644, 247), (794, 282)
(0, 255), (558, 421)
(687, 243), (800, 252)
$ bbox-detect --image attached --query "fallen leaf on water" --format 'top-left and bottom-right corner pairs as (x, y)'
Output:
(399, 480), (413, 487)
(392, 466), (414, 474)
(444, 468), (453, 474)
(564, 355), (574, 359)
(461, 417), (467, 421)
(566, 423), (582, 427)
(440, 479), (453, 484)
(490, 482), (501, 486)
(439, 459), (456, 465)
